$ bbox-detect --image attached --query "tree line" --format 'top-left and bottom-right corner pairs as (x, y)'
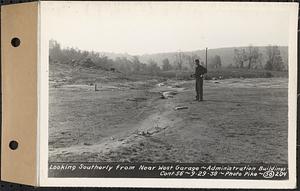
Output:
(233, 45), (286, 71)
(50, 40), (161, 75)
(50, 40), (287, 76)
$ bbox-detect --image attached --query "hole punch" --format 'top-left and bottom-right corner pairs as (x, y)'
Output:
(11, 37), (21, 47)
(9, 140), (18, 150)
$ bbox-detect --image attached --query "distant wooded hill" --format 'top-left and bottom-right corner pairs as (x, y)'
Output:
(50, 40), (288, 74)
(100, 46), (288, 69)
(49, 40), (288, 83)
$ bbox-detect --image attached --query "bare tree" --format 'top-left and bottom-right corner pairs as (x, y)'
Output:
(162, 58), (172, 71)
(234, 46), (262, 69)
(176, 51), (183, 70)
(265, 45), (285, 71)
(247, 46), (261, 69)
(234, 48), (248, 68)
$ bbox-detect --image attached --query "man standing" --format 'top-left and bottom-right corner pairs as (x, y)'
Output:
(193, 59), (207, 101)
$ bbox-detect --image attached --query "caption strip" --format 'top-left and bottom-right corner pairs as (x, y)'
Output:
(48, 163), (288, 180)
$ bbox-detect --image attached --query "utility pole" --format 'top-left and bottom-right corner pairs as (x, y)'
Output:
(205, 47), (208, 69)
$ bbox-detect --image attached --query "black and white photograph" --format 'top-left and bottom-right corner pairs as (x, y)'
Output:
(40, 1), (297, 187)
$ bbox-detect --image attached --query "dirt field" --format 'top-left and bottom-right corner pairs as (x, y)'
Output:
(49, 77), (288, 163)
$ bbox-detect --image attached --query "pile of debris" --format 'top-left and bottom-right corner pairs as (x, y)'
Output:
(161, 91), (178, 99)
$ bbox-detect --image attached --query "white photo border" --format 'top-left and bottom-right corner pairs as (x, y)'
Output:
(38, 1), (298, 188)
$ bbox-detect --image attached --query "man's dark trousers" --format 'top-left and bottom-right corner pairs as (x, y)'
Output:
(195, 78), (203, 101)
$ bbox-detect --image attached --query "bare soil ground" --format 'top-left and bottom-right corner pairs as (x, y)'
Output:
(49, 77), (288, 163)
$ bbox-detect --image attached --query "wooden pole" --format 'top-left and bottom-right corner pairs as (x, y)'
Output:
(205, 47), (208, 69)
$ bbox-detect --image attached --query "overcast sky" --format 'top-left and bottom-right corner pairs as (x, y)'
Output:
(43, 2), (293, 55)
